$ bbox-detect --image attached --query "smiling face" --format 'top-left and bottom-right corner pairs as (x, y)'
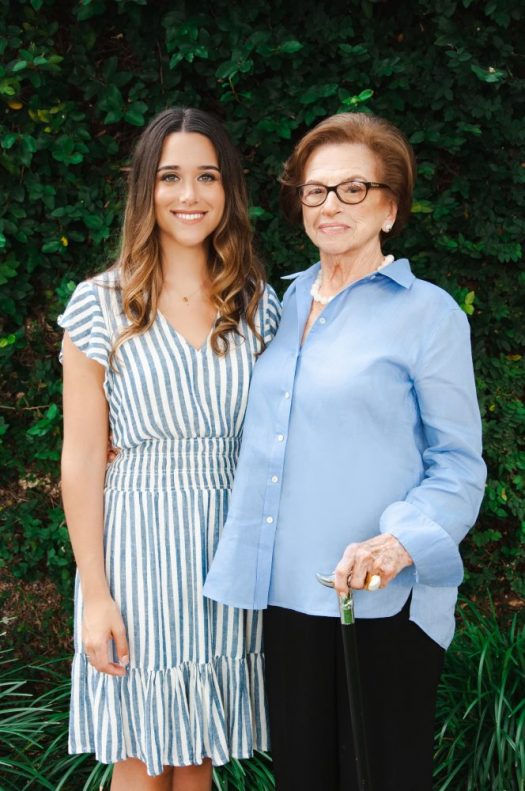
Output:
(301, 142), (397, 262)
(154, 132), (226, 254)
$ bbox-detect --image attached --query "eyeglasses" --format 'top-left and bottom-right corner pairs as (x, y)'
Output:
(296, 179), (392, 207)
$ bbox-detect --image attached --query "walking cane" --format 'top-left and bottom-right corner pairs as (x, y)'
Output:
(316, 571), (380, 791)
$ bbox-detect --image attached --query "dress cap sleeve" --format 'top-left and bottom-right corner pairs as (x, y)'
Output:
(57, 280), (111, 368)
(263, 283), (282, 344)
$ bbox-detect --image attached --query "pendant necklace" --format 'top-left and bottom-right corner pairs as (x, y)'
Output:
(175, 284), (202, 304)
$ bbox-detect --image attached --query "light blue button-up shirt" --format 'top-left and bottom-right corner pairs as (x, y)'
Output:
(204, 258), (486, 648)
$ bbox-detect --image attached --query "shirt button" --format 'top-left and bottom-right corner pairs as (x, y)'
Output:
(284, 391), (290, 399)
(277, 433), (284, 442)
(271, 475), (279, 483)
(266, 516), (274, 524)
(319, 317), (326, 325)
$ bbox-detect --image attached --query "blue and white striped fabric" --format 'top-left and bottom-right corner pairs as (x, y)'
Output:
(58, 269), (281, 776)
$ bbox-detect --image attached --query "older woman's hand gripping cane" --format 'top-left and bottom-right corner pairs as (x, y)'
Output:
(316, 572), (381, 791)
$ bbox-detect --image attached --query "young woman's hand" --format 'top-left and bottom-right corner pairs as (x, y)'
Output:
(107, 432), (120, 464)
(82, 594), (129, 676)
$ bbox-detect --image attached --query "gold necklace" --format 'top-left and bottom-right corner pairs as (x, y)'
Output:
(174, 284), (202, 304)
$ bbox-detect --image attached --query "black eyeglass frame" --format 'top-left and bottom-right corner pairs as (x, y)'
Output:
(296, 179), (392, 207)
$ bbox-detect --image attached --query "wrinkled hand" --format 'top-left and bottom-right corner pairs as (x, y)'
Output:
(82, 595), (129, 676)
(334, 533), (413, 595)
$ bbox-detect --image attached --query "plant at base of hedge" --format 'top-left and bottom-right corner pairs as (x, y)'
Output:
(434, 601), (525, 791)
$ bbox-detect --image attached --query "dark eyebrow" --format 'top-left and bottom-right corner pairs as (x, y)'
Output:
(156, 165), (220, 172)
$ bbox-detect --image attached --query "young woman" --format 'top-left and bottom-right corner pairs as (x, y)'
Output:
(59, 107), (280, 790)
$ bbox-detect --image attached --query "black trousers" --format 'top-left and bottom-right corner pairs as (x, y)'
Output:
(263, 599), (444, 791)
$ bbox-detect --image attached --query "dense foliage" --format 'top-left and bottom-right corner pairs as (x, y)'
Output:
(0, 0), (524, 631)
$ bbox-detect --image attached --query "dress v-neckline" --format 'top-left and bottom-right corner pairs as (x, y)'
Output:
(157, 309), (216, 353)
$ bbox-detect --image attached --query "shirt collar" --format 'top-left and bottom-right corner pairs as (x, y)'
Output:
(281, 257), (415, 291)
(377, 258), (415, 289)
(280, 267), (314, 283)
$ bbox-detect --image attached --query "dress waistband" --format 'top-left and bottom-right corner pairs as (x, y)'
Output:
(105, 437), (240, 491)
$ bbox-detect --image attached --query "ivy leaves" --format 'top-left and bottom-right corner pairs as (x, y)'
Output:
(0, 0), (524, 603)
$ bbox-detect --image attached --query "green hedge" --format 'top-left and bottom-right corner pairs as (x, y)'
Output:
(1, 0), (524, 612)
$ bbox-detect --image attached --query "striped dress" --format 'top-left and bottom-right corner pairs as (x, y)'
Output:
(58, 269), (281, 776)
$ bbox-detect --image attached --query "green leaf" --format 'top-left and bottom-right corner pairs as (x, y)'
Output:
(249, 205), (271, 220)
(411, 200), (434, 214)
(46, 403), (59, 420)
(0, 335), (14, 349)
(461, 290), (476, 314)
(76, 0), (106, 20)
(358, 88), (374, 101)
(457, 122), (482, 136)
(278, 40), (303, 54)
(104, 110), (123, 124)
(338, 43), (368, 56)
(215, 61), (236, 80)
(300, 84), (338, 105)
(342, 88), (374, 107)
(83, 214), (104, 230)
(471, 64), (506, 83)
(409, 130), (425, 144)
(0, 78), (19, 96)
(124, 108), (145, 126)
(41, 240), (62, 254)
(169, 53), (183, 68)
(0, 333), (16, 348)
(1, 134), (17, 150)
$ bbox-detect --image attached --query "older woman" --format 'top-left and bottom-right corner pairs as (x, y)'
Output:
(204, 113), (486, 790)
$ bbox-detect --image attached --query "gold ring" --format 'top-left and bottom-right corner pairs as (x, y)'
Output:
(366, 574), (381, 592)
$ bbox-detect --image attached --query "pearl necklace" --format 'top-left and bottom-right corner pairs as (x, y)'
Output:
(310, 255), (395, 305)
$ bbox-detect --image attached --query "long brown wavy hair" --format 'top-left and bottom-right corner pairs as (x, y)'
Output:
(110, 107), (266, 365)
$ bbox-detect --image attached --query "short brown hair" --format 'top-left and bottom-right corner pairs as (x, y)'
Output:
(280, 112), (416, 238)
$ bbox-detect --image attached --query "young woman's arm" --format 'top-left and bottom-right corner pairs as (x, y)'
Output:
(61, 333), (128, 676)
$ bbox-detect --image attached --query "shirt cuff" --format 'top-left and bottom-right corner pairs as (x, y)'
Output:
(379, 501), (464, 587)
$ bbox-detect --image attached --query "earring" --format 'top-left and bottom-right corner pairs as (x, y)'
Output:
(383, 223), (393, 233)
